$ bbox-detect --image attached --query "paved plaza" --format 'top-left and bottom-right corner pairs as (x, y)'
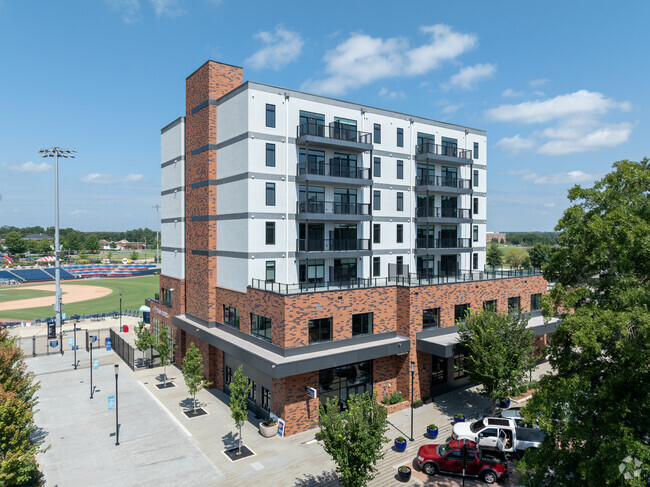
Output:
(28, 341), (550, 486)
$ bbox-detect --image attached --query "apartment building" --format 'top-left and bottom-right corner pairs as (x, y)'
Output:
(151, 61), (553, 436)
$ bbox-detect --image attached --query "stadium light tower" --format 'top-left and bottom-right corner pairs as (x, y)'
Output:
(39, 147), (76, 355)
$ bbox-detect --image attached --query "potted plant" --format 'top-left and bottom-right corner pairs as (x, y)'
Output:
(259, 419), (278, 437)
(412, 399), (424, 408)
(426, 424), (438, 439)
(454, 413), (465, 423)
(394, 436), (407, 452)
(499, 398), (511, 408)
(397, 465), (411, 482)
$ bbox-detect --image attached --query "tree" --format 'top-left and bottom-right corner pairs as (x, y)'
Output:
(528, 243), (553, 269)
(156, 324), (176, 385)
(486, 243), (503, 267)
(85, 234), (99, 253)
(5, 232), (26, 255)
(36, 239), (51, 255)
(318, 393), (389, 487)
(457, 309), (537, 415)
(109, 242), (117, 249)
(519, 158), (650, 486)
(106, 251), (113, 262)
(130, 250), (139, 261)
(181, 343), (210, 413)
(134, 322), (152, 364)
(504, 247), (529, 268)
(228, 365), (250, 454)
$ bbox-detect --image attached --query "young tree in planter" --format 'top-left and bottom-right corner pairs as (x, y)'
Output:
(457, 309), (536, 415)
(228, 365), (250, 454)
(181, 342), (210, 413)
(156, 324), (176, 385)
(134, 322), (152, 365)
(318, 393), (389, 487)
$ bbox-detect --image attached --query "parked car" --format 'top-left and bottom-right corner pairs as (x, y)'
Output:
(453, 417), (545, 453)
(416, 439), (508, 484)
(498, 407), (540, 429)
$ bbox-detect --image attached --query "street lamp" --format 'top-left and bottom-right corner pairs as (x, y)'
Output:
(39, 147), (76, 356)
(89, 336), (94, 399)
(114, 364), (119, 446)
(410, 360), (415, 442)
(119, 293), (122, 331)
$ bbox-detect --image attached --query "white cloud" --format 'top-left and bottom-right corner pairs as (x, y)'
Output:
(507, 169), (598, 185)
(529, 78), (548, 87)
(378, 87), (405, 99)
(106, 0), (141, 23)
(2, 161), (52, 173)
(494, 135), (536, 155)
(502, 88), (523, 98)
(543, 202), (556, 208)
(444, 63), (496, 90)
(149, 0), (185, 17)
(302, 24), (477, 95)
(538, 122), (633, 155)
(245, 26), (304, 71)
(80, 173), (144, 184)
(70, 209), (89, 215)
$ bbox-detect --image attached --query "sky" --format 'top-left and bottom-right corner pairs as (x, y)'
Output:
(0, 0), (648, 232)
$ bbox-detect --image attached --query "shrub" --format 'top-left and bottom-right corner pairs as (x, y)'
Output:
(428, 424), (437, 430)
(382, 390), (404, 405)
(455, 413), (464, 419)
(262, 419), (277, 427)
(396, 436), (406, 442)
(412, 399), (423, 406)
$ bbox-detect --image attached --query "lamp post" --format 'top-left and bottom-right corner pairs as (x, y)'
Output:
(114, 364), (119, 446)
(89, 337), (94, 399)
(410, 360), (415, 442)
(73, 326), (77, 369)
(39, 147), (76, 356)
(119, 293), (122, 331)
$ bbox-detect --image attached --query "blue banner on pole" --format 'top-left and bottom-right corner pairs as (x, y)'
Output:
(106, 339), (112, 351)
(68, 336), (74, 347)
(72, 345), (79, 351)
(92, 335), (97, 343)
(108, 396), (115, 410)
(49, 340), (59, 348)
(93, 358), (99, 369)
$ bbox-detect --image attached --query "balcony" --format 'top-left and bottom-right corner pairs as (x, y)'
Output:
(415, 175), (472, 194)
(296, 122), (373, 152)
(415, 207), (472, 222)
(415, 143), (472, 166)
(296, 201), (372, 221)
(296, 238), (371, 258)
(296, 159), (372, 186)
(414, 237), (472, 254)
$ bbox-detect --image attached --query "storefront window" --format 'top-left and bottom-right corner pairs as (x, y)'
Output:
(319, 361), (373, 410)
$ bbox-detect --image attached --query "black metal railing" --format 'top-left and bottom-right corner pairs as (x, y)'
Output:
(297, 159), (371, 180)
(416, 143), (472, 160)
(296, 238), (371, 252)
(296, 201), (371, 216)
(415, 237), (472, 249)
(415, 207), (472, 218)
(415, 175), (472, 189)
(110, 328), (135, 371)
(297, 121), (372, 145)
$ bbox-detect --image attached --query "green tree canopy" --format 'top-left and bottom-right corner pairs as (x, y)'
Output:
(84, 234), (99, 252)
(155, 324), (176, 385)
(486, 243), (503, 267)
(229, 365), (250, 454)
(36, 239), (52, 255)
(504, 247), (530, 268)
(5, 232), (26, 255)
(528, 243), (553, 269)
(181, 343), (210, 412)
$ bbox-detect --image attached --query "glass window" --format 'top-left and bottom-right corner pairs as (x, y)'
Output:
(473, 142), (479, 159)
(299, 259), (325, 283)
(162, 287), (173, 306)
(266, 183), (275, 206)
(225, 366), (233, 387)
(473, 197), (479, 215)
(266, 143), (275, 167)
(373, 257), (380, 277)
(473, 170), (479, 187)
(473, 252), (479, 270)
(265, 222), (275, 245)
(265, 104), (275, 128)
(319, 361), (373, 410)
(423, 308), (440, 328)
(251, 313), (272, 342)
(308, 317), (332, 343)
(248, 379), (256, 400)
(473, 225), (479, 242)
(396, 224), (403, 243)
(352, 313), (373, 336)
(417, 132), (435, 154)
(373, 224), (380, 244)
(454, 352), (469, 379)
(508, 296), (521, 314)
(373, 123), (381, 144)
(397, 192), (404, 211)
(531, 293), (542, 311)
(373, 190), (381, 211)
(432, 356), (447, 385)
(483, 299), (497, 311)
(266, 261), (275, 282)
(223, 305), (240, 328)
(454, 303), (470, 324)
(373, 157), (381, 178)
(396, 256), (403, 275)
(397, 160), (404, 179)
(261, 387), (271, 410)
(299, 111), (325, 136)
(397, 128), (404, 147)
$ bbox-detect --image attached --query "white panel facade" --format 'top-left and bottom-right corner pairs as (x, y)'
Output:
(161, 117), (185, 279)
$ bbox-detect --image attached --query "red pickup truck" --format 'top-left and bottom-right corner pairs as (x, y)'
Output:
(416, 439), (508, 484)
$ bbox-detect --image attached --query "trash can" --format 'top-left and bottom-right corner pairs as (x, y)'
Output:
(123, 324), (129, 333)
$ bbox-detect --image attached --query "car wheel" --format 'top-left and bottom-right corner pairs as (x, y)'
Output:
(482, 470), (497, 484)
(423, 463), (438, 475)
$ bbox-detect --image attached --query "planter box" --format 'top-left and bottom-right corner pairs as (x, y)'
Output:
(259, 422), (278, 438)
(394, 438), (407, 452)
(426, 426), (439, 439)
(499, 398), (511, 408)
(397, 467), (411, 482)
(383, 400), (410, 415)
(454, 416), (466, 423)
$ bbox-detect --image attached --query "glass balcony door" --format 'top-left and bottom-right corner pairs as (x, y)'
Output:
(440, 255), (458, 276)
(334, 188), (357, 215)
(441, 166), (458, 187)
(299, 111), (325, 136)
(440, 225), (458, 248)
(441, 196), (458, 218)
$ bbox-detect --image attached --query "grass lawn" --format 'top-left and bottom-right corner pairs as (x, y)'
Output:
(0, 275), (159, 320)
(0, 289), (55, 303)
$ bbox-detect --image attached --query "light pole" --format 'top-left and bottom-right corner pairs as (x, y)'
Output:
(153, 204), (161, 264)
(119, 293), (122, 331)
(410, 360), (415, 442)
(40, 147), (76, 356)
(73, 326), (77, 369)
(114, 364), (119, 446)
(89, 336), (94, 399)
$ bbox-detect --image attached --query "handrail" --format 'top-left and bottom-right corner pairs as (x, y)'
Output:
(297, 121), (372, 145)
(415, 175), (472, 189)
(415, 207), (472, 218)
(296, 238), (371, 252)
(415, 237), (472, 249)
(416, 142), (472, 160)
(296, 160), (371, 180)
(296, 201), (371, 216)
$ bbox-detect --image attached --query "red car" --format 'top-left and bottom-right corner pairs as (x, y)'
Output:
(416, 439), (508, 484)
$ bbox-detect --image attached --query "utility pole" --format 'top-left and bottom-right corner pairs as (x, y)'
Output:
(153, 204), (161, 265)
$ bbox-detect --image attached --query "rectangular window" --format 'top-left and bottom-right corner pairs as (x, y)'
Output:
(162, 287), (173, 306)
(454, 303), (470, 324)
(261, 387), (271, 410)
(473, 169), (479, 187)
(265, 222), (275, 245)
(454, 353), (469, 379)
(396, 160), (404, 179)
(473, 197), (479, 215)
(248, 379), (256, 400)
(397, 128), (404, 147)
(473, 142), (479, 159)
(373, 256), (380, 277)
(265, 104), (275, 128)
(396, 192), (404, 211)
(473, 225), (479, 242)
(373, 157), (381, 178)
(266, 143), (275, 167)
(396, 224), (403, 243)
(352, 312), (373, 336)
(373, 123), (381, 144)
(473, 252), (479, 270)
(373, 190), (381, 211)
(373, 224), (381, 244)
(223, 305), (240, 329)
(483, 299), (497, 311)
(251, 313), (272, 342)
(265, 261), (275, 282)
(531, 293), (542, 311)
(266, 183), (276, 206)
(423, 308), (441, 328)
(396, 256), (403, 275)
(508, 296), (521, 314)
(225, 366), (233, 387)
(299, 259), (325, 283)
(308, 317), (332, 343)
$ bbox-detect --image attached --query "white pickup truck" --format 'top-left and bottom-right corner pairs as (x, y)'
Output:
(452, 417), (545, 453)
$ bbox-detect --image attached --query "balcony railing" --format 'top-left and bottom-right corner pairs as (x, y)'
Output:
(416, 143), (472, 160)
(415, 207), (472, 219)
(297, 159), (371, 180)
(296, 201), (371, 216)
(415, 237), (472, 249)
(297, 121), (372, 145)
(250, 268), (544, 295)
(416, 175), (472, 189)
(296, 238), (371, 252)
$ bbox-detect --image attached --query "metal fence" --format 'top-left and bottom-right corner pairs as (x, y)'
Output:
(18, 327), (113, 357)
(108, 328), (160, 371)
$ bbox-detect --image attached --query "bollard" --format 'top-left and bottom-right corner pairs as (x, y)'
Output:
(32, 335), (36, 357)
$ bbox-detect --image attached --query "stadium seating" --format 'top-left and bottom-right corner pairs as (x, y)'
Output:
(10, 268), (52, 282)
(42, 268), (76, 280)
(0, 270), (23, 282)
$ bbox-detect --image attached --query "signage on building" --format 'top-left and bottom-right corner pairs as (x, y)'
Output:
(305, 386), (317, 399)
(277, 418), (285, 437)
(154, 307), (169, 318)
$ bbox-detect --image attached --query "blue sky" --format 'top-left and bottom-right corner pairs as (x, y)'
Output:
(1, 0), (648, 232)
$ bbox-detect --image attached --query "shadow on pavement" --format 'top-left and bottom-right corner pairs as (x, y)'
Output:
(294, 470), (339, 487)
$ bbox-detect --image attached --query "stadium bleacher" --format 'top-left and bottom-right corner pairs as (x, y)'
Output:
(42, 268), (76, 280)
(11, 268), (53, 282)
(0, 270), (23, 282)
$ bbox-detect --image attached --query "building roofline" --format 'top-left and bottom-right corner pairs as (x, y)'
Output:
(185, 59), (244, 80)
(161, 116), (185, 135)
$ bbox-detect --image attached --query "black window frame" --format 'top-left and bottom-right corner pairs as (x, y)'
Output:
(265, 103), (276, 128)
(373, 224), (381, 244)
(248, 378), (256, 400)
(397, 128), (404, 147)
(223, 304), (240, 329)
(373, 157), (381, 178)
(473, 197), (479, 215)
(508, 296), (521, 314)
(251, 312), (272, 342)
(454, 303), (470, 324)
(352, 312), (373, 336)
(266, 261), (275, 282)
(396, 192), (404, 211)
(454, 352), (469, 379)
(473, 225), (479, 242)
(266, 182), (276, 206)
(261, 386), (271, 410)
(397, 160), (404, 179)
(266, 143), (276, 167)
(265, 222), (275, 245)
(423, 307), (441, 328)
(483, 299), (497, 311)
(225, 366), (233, 387)
(308, 317), (333, 343)
(396, 224), (403, 243)
(372, 256), (380, 277)
(473, 169), (479, 187)
(473, 142), (479, 159)
(373, 190), (381, 211)
(473, 252), (479, 270)
(531, 293), (542, 311)
(373, 123), (381, 144)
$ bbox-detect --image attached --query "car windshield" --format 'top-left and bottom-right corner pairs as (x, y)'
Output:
(470, 419), (485, 433)
(438, 443), (451, 456)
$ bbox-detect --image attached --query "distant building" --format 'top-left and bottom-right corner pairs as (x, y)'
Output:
(23, 233), (50, 241)
(98, 239), (145, 250)
(486, 232), (506, 244)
